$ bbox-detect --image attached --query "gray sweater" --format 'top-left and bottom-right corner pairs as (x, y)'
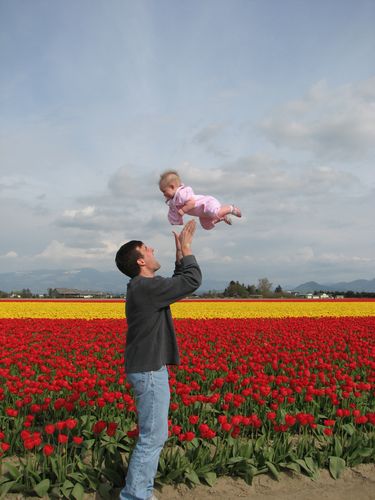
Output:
(124, 255), (202, 373)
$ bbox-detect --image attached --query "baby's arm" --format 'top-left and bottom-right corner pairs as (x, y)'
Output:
(168, 203), (184, 225)
(178, 198), (196, 216)
(176, 186), (196, 215)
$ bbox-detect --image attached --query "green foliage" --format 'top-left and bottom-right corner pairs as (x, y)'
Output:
(220, 279), (290, 298)
(224, 281), (249, 298)
(329, 456), (346, 479)
(2, 428), (375, 497)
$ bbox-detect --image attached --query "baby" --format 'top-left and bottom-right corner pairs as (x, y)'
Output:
(159, 170), (242, 230)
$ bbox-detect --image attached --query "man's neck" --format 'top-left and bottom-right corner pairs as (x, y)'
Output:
(138, 269), (155, 278)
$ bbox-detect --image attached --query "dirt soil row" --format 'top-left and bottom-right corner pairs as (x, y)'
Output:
(5, 464), (375, 499)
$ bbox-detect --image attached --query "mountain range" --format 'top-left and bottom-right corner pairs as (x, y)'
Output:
(0, 268), (228, 295)
(292, 279), (375, 293)
(1, 268), (375, 295)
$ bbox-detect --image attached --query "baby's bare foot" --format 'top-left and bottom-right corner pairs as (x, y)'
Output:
(231, 206), (242, 218)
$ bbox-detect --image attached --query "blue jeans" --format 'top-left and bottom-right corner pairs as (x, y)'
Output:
(120, 365), (170, 500)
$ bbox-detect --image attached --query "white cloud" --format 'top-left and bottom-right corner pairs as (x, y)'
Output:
(266, 248), (375, 267)
(35, 239), (117, 264)
(317, 253), (373, 265)
(198, 246), (232, 263)
(0, 174), (45, 200)
(295, 246), (315, 262)
(191, 123), (230, 157)
(1, 0), (375, 291)
(1, 144), (372, 285)
(260, 77), (375, 161)
(63, 206), (96, 218)
(192, 123), (225, 144)
(0, 251), (18, 258)
(107, 168), (138, 198)
(180, 158), (359, 200)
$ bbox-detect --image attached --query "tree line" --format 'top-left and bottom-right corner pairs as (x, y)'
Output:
(201, 279), (288, 298)
(2, 286), (375, 299)
(0, 288), (34, 298)
(200, 281), (375, 299)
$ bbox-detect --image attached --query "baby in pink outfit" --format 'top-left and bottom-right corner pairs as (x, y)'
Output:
(159, 170), (242, 230)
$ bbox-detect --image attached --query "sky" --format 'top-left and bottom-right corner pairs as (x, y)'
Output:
(1, 0), (375, 288)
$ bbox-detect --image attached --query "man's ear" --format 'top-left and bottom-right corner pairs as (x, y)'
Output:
(137, 257), (145, 267)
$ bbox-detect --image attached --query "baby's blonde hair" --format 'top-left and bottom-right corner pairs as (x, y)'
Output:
(159, 170), (182, 189)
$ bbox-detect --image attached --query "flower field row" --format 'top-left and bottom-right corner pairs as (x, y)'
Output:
(1, 298), (375, 319)
(0, 301), (375, 497)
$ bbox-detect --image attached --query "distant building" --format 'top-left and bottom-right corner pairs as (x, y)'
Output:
(300, 292), (333, 299)
(54, 288), (107, 298)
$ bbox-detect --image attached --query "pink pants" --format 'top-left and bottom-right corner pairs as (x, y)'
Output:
(187, 195), (221, 230)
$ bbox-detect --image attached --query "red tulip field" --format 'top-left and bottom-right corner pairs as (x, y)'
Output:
(0, 300), (374, 498)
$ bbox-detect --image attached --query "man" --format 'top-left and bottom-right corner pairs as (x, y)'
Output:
(115, 220), (201, 500)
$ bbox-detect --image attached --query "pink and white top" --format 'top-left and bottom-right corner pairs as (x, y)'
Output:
(167, 185), (221, 230)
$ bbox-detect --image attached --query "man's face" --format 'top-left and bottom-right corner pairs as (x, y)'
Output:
(137, 244), (160, 273)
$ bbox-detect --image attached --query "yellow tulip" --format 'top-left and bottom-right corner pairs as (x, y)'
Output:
(0, 299), (374, 319)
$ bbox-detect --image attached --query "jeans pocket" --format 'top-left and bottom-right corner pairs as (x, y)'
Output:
(128, 372), (147, 398)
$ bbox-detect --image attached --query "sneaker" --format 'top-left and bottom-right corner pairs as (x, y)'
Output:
(231, 205), (242, 218)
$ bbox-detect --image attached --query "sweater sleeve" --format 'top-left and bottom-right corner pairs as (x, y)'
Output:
(168, 202), (184, 225)
(175, 185), (195, 207)
(172, 260), (183, 277)
(146, 255), (202, 308)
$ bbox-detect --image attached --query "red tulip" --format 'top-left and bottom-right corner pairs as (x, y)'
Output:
(43, 444), (54, 456)
(58, 434), (68, 444)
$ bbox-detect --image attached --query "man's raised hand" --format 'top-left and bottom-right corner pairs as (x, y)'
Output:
(179, 219), (196, 256)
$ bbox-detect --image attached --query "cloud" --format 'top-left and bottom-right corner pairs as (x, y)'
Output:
(181, 157), (359, 200)
(260, 77), (375, 161)
(317, 253), (373, 265)
(275, 247), (374, 266)
(50, 156), (365, 268)
(0, 175), (45, 199)
(58, 205), (103, 230)
(198, 246), (232, 263)
(34, 239), (118, 268)
(0, 176), (27, 192)
(0, 251), (18, 258)
(56, 166), (166, 234)
(107, 168), (139, 198)
(193, 123), (225, 144)
(57, 217), (103, 231)
(2, 151), (373, 284)
(191, 123), (231, 157)
(63, 206), (96, 218)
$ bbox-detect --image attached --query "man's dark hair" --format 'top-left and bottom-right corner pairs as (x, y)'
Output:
(115, 240), (143, 278)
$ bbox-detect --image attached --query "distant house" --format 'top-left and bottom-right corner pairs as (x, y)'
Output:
(54, 288), (107, 298)
(305, 292), (332, 299)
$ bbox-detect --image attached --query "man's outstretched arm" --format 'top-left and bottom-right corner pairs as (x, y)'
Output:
(173, 219), (196, 263)
(149, 220), (201, 306)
